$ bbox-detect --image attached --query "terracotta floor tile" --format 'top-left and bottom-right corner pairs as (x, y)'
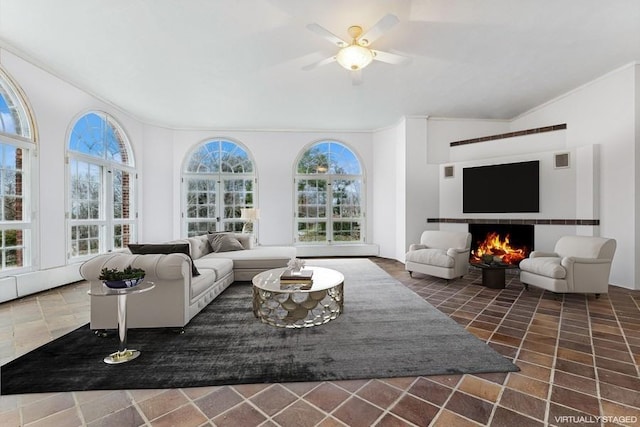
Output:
(390, 394), (439, 427)
(356, 380), (402, 408)
(193, 386), (243, 419)
(79, 391), (133, 424)
(137, 389), (189, 421)
(151, 403), (208, 427)
(595, 357), (638, 376)
(598, 368), (640, 391)
(332, 379), (369, 393)
(556, 347), (595, 366)
(250, 384), (297, 416)
(427, 374), (463, 388)
(498, 388), (546, 420)
(232, 383), (272, 398)
(550, 385), (600, 416)
(87, 406), (145, 427)
(555, 358), (596, 379)
(490, 406), (544, 427)
(379, 377), (416, 390)
(472, 372), (509, 385)
(458, 376), (502, 403)
(281, 381), (321, 397)
(516, 349), (555, 368)
(212, 402), (265, 427)
(505, 374), (549, 400)
(432, 409), (482, 427)
(271, 400), (325, 427)
(22, 393), (76, 425)
(303, 382), (351, 412)
(333, 396), (384, 427)
(407, 378), (454, 406)
(600, 400), (640, 423)
(375, 413), (415, 427)
(445, 391), (494, 425)
(552, 371), (597, 397)
(599, 382), (640, 410)
(514, 360), (551, 383)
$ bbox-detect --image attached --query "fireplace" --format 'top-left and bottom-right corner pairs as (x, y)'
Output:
(469, 224), (534, 266)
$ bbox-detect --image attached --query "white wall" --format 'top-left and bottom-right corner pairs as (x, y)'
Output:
(510, 63), (638, 288)
(372, 123), (402, 259)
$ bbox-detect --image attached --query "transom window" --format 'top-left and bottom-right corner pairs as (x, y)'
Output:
(0, 67), (35, 274)
(183, 139), (256, 236)
(295, 141), (364, 244)
(67, 112), (136, 260)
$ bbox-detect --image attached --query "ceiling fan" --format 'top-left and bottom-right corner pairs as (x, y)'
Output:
(303, 14), (410, 85)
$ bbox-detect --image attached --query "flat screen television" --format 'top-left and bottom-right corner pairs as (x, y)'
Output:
(463, 160), (539, 213)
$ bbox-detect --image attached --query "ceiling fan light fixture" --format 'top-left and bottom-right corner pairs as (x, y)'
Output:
(335, 44), (374, 70)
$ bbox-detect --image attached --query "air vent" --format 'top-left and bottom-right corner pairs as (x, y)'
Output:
(444, 165), (454, 178)
(554, 153), (570, 169)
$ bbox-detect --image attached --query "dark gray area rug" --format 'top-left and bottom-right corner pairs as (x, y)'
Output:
(1, 258), (517, 395)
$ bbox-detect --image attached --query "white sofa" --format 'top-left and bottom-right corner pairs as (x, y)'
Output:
(405, 230), (472, 280)
(80, 233), (296, 330)
(519, 235), (616, 296)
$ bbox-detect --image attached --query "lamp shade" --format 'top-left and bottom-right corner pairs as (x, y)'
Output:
(240, 208), (259, 221)
(335, 44), (374, 70)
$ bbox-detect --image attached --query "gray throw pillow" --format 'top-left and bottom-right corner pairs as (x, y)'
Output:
(207, 232), (245, 253)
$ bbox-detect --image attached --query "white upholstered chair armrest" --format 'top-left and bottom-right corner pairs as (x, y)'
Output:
(561, 257), (611, 267)
(529, 251), (559, 258)
(409, 243), (428, 251)
(446, 248), (469, 257)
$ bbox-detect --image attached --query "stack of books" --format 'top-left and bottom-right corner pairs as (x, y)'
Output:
(280, 269), (313, 289)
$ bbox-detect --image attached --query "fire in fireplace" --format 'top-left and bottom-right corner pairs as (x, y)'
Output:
(469, 224), (534, 266)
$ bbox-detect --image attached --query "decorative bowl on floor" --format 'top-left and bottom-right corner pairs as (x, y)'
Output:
(103, 277), (145, 289)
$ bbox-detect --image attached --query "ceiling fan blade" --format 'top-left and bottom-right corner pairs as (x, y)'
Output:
(302, 56), (337, 71)
(359, 14), (400, 46)
(351, 70), (363, 86)
(372, 50), (411, 65)
(306, 23), (349, 47)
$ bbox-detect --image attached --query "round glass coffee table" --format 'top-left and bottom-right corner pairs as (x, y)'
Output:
(252, 266), (344, 328)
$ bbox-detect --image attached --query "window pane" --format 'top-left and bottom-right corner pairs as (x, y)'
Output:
(297, 221), (327, 242)
(0, 71), (31, 138)
(295, 141), (364, 244)
(184, 140), (255, 236)
(71, 225), (100, 257)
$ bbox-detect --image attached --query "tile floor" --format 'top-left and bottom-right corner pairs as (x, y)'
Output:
(0, 258), (639, 426)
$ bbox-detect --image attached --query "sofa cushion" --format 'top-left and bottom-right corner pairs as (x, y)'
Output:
(187, 235), (211, 260)
(234, 233), (254, 250)
(202, 246), (296, 269)
(207, 232), (245, 253)
(405, 248), (454, 268)
(190, 268), (218, 300)
(193, 257), (233, 279)
(129, 243), (200, 277)
(519, 257), (566, 279)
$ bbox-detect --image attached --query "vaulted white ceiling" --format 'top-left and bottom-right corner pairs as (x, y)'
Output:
(0, 0), (639, 130)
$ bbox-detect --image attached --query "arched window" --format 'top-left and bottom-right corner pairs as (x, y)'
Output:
(67, 112), (136, 260)
(183, 139), (256, 236)
(295, 141), (364, 244)
(0, 67), (35, 273)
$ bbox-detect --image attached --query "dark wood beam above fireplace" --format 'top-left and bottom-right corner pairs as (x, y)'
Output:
(427, 218), (599, 225)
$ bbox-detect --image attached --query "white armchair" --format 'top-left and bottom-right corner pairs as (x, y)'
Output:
(519, 236), (616, 297)
(405, 231), (472, 280)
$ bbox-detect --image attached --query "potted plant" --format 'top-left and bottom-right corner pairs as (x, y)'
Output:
(99, 265), (146, 289)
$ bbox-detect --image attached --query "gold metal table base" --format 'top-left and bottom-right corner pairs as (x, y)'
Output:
(104, 349), (141, 364)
